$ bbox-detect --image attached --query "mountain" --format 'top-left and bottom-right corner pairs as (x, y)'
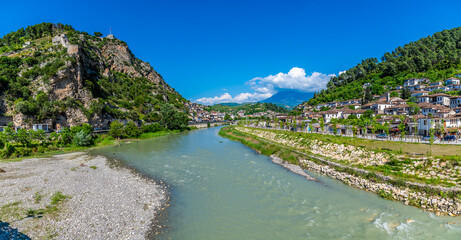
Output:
(261, 90), (314, 108)
(307, 27), (461, 106)
(218, 102), (242, 107)
(0, 23), (187, 129)
(207, 102), (288, 115)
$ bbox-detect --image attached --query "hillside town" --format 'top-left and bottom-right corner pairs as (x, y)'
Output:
(264, 77), (461, 139)
(185, 102), (279, 123)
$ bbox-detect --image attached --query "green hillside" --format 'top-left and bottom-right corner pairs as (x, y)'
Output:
(308, 27), (461, 105)
(206, 102), (288, 115)
(0, 23), (187, 126)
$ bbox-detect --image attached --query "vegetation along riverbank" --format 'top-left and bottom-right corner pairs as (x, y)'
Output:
(0, 119), (191, 162)
(220, 126), (461, 216)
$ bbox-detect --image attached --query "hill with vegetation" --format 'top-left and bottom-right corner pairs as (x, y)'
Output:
(206, 102), (288, 115)
(0, 23), (188, 129)
(307, 27), (461, 105)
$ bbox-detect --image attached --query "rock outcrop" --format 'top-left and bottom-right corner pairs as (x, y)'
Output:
(1, 28), (185, 129)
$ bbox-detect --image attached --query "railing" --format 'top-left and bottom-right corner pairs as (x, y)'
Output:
(245, 125), (461, 145)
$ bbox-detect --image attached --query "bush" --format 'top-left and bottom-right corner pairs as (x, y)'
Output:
(141, 123), (164, 133)
(124, 121), (141, 138)
(108, 121), (125, 139)
(70, 123), (93, 135)
(1, 142), (15, 158)
(72, 130), (93, 146)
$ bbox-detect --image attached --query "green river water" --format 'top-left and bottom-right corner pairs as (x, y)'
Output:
(92, 127), (461, 240)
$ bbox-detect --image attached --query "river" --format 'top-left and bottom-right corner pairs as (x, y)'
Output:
(92, 127), (461, 239)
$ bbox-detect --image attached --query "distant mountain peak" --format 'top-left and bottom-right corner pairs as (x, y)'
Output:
(261, 90), (314, 108)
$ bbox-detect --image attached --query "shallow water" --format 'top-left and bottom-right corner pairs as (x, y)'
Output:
(92, 127), (461, 239)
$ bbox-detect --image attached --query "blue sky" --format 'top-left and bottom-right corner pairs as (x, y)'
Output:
(2, 0), (461, 104)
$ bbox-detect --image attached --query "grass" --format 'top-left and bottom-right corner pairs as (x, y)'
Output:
(300, 132), (461, 156)
(139, 130), (180, 139)
(89, 166), (97, 170)
(219, 127), (295, 164)
(34, 191), (43, 204)
(223, 126), (461, 199)
(0, 201), (22, 221)
(50, 191), (69, 205)
(25, 191), (71, 219)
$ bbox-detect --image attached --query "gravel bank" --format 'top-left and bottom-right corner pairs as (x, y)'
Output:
(0, 152), (167, 239)
(270, 155), (317, 181)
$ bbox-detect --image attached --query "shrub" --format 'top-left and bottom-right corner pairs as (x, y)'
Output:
(72, 130), (93, 146)
(141, 122), (164, 133)
(124, 121), (141, 138)
(70, 123), (93, 135)
(108, 121), (125, 139)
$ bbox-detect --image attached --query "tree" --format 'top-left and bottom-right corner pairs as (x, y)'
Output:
(401, 87), (411, 99)
(330, 118), (338, 135)
(319, 117), (325, 133)
(224, 113), (232, 121)
(390, 91), (399, 97)
(364, 87), (373, 103)
(408, 102), (420, 115)
(160, 104), (188, 130)
(398, 116), (406, 153)
(124, 121), (141, 138)
(428, 123), (436, 155)
(362, 110), (374, 119)
(15, 129), (32, 147)
(94, 32), (103, 37)
(109, 121), (125, 139)
(439, 119), (445, 142)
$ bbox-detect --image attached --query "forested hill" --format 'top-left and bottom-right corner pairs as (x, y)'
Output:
(307, 27), (461, 105)
(206, 102), (288, 114)
(0, 23), (188, 129)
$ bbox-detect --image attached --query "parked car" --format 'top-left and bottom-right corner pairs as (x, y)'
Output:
(376, 133), (388, 138)
(422, 136), (432, 141)
(442, 135), (457, 141)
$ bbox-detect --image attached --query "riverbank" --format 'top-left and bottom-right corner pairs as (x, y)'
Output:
(0, 152), (167, 239)
(0, 130), (181, 163)
(220, 126), (461, 216)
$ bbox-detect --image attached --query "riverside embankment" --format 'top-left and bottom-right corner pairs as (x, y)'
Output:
(92, 126), (461, 239)
(0, 152), (166, 239)
(223, 126), (461, 216)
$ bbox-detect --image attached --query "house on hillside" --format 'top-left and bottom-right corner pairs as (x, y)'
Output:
(411, 91), (429, 98)
(450, 96), (461, 108)
(418, 94), (450, 106)
(445, 78), (461, 86)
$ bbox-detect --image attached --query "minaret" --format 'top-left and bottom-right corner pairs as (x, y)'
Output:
(107, 27), (114, 39)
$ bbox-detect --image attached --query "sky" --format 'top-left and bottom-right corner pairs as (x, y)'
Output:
(1, 0), (461, 105)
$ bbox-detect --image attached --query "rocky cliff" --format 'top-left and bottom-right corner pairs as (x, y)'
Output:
(0, 23), (186, 129)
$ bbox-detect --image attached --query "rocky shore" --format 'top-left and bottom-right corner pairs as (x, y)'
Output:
(235, 127), (461, 216)
(0, 152), (167, 239)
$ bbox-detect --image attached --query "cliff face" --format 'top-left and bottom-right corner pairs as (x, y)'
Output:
(0, 26), (186, 129)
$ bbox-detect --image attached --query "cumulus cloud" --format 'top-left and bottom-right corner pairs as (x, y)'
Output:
(339, 70), (346, 76)
(248, 67), (335, 93)
(194, 67), (335, 105)
(195, 92), (272, 105)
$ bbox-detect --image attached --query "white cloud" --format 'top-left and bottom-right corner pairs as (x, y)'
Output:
(339, 70), (346, 76)
(195, 92), (272, 105)
(194, 67), (335, 105)
(249, 67), (335, 93)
